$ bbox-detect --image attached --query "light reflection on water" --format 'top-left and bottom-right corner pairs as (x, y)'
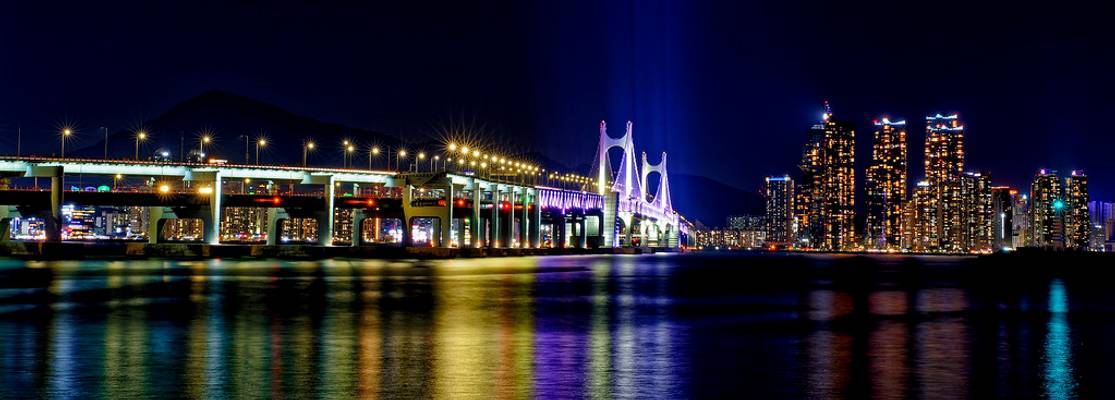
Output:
(0, 254), (1106, 398)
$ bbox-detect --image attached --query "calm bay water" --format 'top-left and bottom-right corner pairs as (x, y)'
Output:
(0, 253), (1109, 399)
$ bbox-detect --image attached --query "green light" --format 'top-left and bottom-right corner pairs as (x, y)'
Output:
(97, 185), (111, 192)
(1054, 199), (1065, 211)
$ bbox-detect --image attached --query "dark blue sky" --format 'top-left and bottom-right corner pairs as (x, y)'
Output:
(1, 0), (1112, 200)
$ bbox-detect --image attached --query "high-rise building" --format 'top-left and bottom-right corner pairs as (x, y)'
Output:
(1064, 170), (1090, 250)
(864, 117), (908, 250)
(796, 102), (856, 251)
(904, 181), (935, 252)
(990, 187), (1018, 251)
(1012, 193), (1030, 248)
(1029, 169), (1064, 248)
(923, 113), (966, 252)
(764, 176), (795, 245)
(795, 116), (825, 248)
(959, 171), (992, 252)
(1089, 200), (1115, 250)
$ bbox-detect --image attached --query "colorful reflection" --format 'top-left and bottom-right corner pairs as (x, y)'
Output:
(0, 255), (1104, 398)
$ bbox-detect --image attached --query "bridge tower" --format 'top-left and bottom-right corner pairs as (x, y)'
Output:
(592, 121), (641, 247)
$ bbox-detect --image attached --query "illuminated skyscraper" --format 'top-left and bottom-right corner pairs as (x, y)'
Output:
(1089, 200), (1115, 251)
(1064, 170), (1090, 250)
(795, 118), (824, 247)
(923, 113), (966, 252)
(864, 117), (907, 250)
(764, 175), (794, 245)
(959, 171), (992, 252)
(796, 102), (856, 251)
(904, 180), (935, 252)
(990, 186), (1018, 251)
(1029, 169), (1064, 248)
(1013, 193), (1030, 248)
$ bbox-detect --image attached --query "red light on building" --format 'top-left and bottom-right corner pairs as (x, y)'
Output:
(437, 199), (447, 206)
(456, 199), (466, 207)
(272, 196), (281, 206)
(367, 199), (376, 207)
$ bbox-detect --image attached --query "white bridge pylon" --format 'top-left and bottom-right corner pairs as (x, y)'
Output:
(591, 120), (678, 247)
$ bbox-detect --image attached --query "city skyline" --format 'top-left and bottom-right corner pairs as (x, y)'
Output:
(3, 1), (1115, 203)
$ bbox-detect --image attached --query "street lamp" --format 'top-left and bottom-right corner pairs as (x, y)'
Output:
(397, 149), (407, 172)
(369, 146), (380, 169)
(303, 141), (315, 167)
(342, 140), (352, 167)
(199, 135), (212, 159)
(135, 131), (147, 160)
(346, 145), (355, 168)
(60, 128), (73, 157)
(114, 174), (122, 190)
(417, 152), (426, 172)
(433, 155), (440, 171)
(256, 138), (267, 164)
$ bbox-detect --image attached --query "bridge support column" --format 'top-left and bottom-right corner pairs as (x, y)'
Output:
(440, 183), (453, 248)
(35, 166), (65, 243)
(506, 187), (517, 248)
(601, 192), (617, 247)
(519, 190), (529, 248)
(308, 174), (336, 246)
(531, 193), (542, 248)
(188, 170), (223, 245)
(0, 206), (16, 243)
(471, 182), (482, 248)
(554, 215), (566, 249)
(351, 209), (366, 247)
(147, 207), (173, 244)
(490, 186), (500, 248)
(579, 220), (589, 248)
(266, 208), (289, 245)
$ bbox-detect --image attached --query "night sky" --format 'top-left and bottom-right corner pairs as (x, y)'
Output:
(1, 0), (1112, 200)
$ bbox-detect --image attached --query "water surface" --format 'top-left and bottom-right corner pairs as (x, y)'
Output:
(0, 253), (1109, 398)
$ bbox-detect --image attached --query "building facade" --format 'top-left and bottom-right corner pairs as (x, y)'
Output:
(1064, 171), (1090, 250)
(923, 113), (966, 252)
(904, 181), (935, 252)
(764, 176), (794, 245)
(796, 103), (856, 251)
(959, 171), (992, 252)
(1029, 169), (1064, 248)
(990, 186), (1017, 251)
(864, 117), (907, 250)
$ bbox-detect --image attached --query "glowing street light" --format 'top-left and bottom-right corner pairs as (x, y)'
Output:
(199, 134), (212, 158)
(342, 140), (353, 167)
(256, 138), (267, 164)
(135, 130), (148, 159)
(60, 128), (73, 157)
(396, 149), (407, 172)
(198, 186), (214, 195)
(368, 146), (380, 169)
(303, 140), (315, 167)
(448, 143), (458, 152)
(158, 184), (171, 194)
(417, 152), (426, 172)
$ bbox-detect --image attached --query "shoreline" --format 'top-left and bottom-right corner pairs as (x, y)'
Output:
(0, 241), (667, 260)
